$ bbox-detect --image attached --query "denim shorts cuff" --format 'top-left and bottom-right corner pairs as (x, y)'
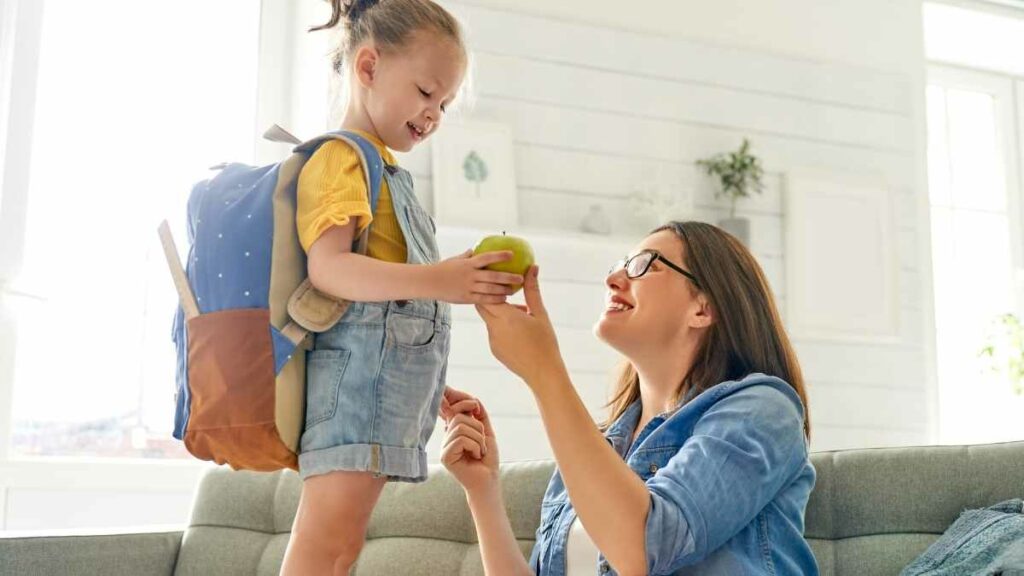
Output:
(298, 443), (429, 483)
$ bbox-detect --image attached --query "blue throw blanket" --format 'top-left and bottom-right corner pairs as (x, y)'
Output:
(901, 499), (1024, 576)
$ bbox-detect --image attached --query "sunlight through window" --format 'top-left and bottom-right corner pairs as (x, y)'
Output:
(10, 0), (261, 458)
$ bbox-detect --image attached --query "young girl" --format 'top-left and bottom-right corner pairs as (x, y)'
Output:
(279, 1), (522, 574)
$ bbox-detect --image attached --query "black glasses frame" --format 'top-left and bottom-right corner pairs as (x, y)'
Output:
(611, 249), (702, 288)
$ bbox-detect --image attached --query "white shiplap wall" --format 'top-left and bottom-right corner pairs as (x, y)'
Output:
(0, 1), (932, 534)
(414, 2), (930, 460)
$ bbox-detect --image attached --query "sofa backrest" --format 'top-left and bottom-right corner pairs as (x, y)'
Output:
(172, 461), (552, 576)
(804, 440), (1024, 575)
(173, 441), (1024, 576)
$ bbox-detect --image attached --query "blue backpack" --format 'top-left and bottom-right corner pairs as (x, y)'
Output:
(158, 127), (383, 471)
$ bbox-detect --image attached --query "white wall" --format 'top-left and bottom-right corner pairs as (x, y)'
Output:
(1, 0), (933, 532)
(409, 0), (933, 458)
(457, 0), (925, 75)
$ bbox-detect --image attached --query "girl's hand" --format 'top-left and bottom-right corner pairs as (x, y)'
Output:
(475, 266), (566, 388)
(430, 250), (524, 305)
(440, 388), (500, 494)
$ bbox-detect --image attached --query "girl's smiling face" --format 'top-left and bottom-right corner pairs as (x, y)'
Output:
(354, 31), (466, 152)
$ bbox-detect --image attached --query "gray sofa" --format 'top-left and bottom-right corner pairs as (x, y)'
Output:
(2, 441), (1023, 575)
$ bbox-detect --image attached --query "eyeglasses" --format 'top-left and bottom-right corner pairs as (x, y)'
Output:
(609, 249), (702, 288)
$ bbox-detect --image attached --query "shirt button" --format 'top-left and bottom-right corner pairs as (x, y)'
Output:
(600, 562), (610, 574)
(649, 463), (659, 474)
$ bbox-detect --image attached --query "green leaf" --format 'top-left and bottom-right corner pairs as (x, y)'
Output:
(695, 138), (765, 204)
(462, 151), (489, 184)
(979, 312), (1024, 396)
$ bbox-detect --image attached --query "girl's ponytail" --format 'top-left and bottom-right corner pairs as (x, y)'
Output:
(309, 0), (381, 33)
(310, 0), (465, 76)
(345, 0), (381, 23)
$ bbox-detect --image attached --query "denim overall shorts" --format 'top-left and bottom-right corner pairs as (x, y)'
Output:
(298, 163), (451, 483)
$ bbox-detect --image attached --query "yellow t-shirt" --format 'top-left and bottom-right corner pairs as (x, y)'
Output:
(296, 130), (408, 263)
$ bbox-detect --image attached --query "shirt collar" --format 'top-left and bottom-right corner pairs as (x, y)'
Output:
(602, 391), (695, 456)
(604, 399), (643, 443)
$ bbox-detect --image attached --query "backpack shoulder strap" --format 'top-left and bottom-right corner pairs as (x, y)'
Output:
(293, 130), (386, 219)
(284, 131), (391, 339)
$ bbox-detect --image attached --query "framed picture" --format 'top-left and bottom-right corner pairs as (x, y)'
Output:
(784, 170), (900, 343)
(431, 121), (517, 229)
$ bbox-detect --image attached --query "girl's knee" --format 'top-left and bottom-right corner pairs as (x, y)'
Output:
(332, 546), (362, 575)
(289, 525), (367, 569)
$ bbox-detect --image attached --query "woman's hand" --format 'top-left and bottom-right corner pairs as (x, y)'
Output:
(475, 266), (568, 388)
(440, 387), (500, 495)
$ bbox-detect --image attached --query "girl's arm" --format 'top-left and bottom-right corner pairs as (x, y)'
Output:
(440, 390), (533, 576)
(307, 222), (523, 304)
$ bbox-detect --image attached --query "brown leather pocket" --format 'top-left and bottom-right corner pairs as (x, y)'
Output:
(184, 308), (296, 471)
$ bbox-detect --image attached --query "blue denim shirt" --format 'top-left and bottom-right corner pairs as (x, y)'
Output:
(529, 373), (819, 575)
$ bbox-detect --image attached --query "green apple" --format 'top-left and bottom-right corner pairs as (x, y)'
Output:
(472, 232), (535, 294)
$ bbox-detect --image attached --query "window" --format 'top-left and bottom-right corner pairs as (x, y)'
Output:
(924, 2), (1024, 444)
(7, 0), (262, 458)
(924, 2), (1024, 77)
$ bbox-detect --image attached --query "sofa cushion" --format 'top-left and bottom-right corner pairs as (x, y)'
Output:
(0, 530), (181, 576)
(173, 460), (553, 576)
(806, 441), (1024, 575)
(808, 534), (939, 576)
(174, 441), (1024, 576)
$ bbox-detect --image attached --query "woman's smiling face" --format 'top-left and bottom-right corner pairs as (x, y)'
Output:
(594, 230), (707, 358)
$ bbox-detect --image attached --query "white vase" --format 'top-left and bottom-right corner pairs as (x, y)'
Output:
(718, 217), (750, 246)
(581, 204), (613, 235)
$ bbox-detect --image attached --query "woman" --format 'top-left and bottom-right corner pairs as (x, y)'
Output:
(440, 221), (818, 575)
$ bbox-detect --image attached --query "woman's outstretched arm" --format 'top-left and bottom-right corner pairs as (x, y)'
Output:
(476, 268), (651, 576)
(533, 371), (650, 576)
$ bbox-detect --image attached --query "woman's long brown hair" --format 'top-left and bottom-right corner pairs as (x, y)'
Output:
(601, 221), (811, 439)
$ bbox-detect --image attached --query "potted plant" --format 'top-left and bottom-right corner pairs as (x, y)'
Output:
(696, 138), (765, 245)
(980, 313), (1024, 396)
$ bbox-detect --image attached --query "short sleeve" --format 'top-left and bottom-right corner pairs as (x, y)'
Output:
(296, 140), (373, 253)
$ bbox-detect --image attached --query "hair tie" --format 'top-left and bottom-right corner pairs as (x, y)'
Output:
(345, 0), (380, 22)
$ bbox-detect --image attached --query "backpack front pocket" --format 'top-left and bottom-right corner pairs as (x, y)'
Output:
(183, 308), (298, 470)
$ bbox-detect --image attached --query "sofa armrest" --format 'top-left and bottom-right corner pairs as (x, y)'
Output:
(0, 525), (183, 576)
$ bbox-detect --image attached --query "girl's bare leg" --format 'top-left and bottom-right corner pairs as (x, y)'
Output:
(280, 471), (388, 575)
